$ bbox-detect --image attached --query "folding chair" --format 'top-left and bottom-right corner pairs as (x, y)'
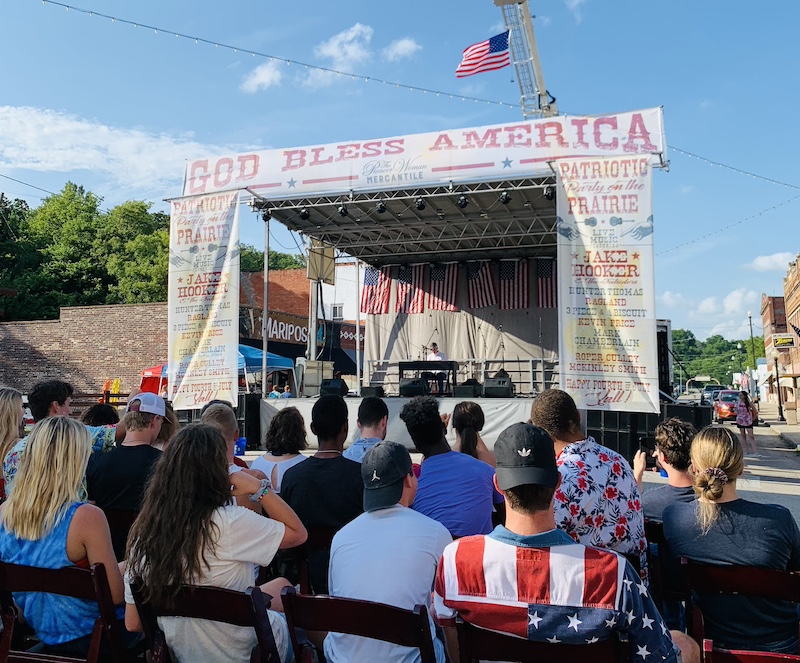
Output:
(701, 639), (800, 662)
(278, 526), (337, 594)
(280, 586), (437, 663)
(100, 509), (139, 563)
(681, 558), (800, 657)
(644, 520), (687, 615)
(0, 561), (128, 663)
(455, 617), (631, 663)
(129, 577), (280, 663)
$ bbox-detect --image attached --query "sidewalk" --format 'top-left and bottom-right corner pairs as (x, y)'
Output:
(758, 401), (800, 450)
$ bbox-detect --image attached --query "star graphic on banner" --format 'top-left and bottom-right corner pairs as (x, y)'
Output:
(632, 252), (640, 260)
(636, 645), (651, 659)
(626, 610), (636, 625)
(528, 611), (542, 629)
(546, 635), (561, 644)
(287, 178), (297, 188)
(586, 636), (600, 644)
(641, 614), (654, 630)
(177, 277), (183, 283)
(567, 614), (582, 632)
(501, 157), (513, 168)
(571, 253), (579, 260)
(623, 579), (633, 591)
(601, 219), (606, 224)
(605, 616), (617, 629)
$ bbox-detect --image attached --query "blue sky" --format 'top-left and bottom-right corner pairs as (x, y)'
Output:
(1, 0), (798, 341)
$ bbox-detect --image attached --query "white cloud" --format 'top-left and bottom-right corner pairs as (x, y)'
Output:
(658, 291), (686, 308)
(0, 105), (229, 196)
(746, 251), (794, 273)
(697, 297), (720, 315)
(304, 23), (374, 88)
(564, 0), (587, 23)
(722, 287), (758, 315)
(382, 38), (422, 62)
(240, 60), (283, 93)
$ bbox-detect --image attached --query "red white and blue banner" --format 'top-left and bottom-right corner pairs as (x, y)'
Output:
(167, 191), (241, 410)
(182, 109), (665, 199)
(556, 156), (659, 414)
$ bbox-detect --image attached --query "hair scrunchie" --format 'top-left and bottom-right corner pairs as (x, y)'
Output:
(704, 467), (728, 484)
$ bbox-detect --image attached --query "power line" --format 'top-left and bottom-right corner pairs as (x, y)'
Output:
(0, 172), (56, 196)
(38, 0), (520, 111)
(670, 146), (800, 191)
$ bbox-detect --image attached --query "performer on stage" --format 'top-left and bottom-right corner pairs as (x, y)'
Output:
(426, 342), (447, 394)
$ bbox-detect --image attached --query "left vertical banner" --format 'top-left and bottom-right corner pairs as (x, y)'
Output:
(168, 191), (242, 410)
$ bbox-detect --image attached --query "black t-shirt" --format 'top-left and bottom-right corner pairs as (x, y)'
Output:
(280, 455), (364, 593)
(642, 484), (695, 522)
(663, 498), (800, 650)
(86, 444), (162, 511)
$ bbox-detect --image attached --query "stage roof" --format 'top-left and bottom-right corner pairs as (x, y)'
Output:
(261, 175), (557, 267)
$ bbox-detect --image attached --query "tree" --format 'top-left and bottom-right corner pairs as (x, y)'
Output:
(240, 244), (306, 272)
(671, 329), (766, 387)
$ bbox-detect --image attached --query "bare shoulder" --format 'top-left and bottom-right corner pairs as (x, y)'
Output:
(71, 503), (108, 529)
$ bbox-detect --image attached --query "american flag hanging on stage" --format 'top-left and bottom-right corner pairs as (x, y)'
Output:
(498, 259), (529, 310)
(360, 266), (391, 314)
(428, 263), (458, 311)
(456, 31), (511, 78)
(467, 261), (496, 309)
(537, 258), (557, 308)
(396, 264), (425, 314)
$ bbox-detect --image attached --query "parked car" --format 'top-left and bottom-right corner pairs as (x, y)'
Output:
(701, 384), (724, 405)
(713, 390), (740, 423)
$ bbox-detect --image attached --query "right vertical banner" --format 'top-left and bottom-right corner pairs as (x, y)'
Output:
(556, 156), (659, 414)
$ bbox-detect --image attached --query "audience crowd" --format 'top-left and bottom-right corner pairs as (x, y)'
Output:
(0, 379), (797, 662)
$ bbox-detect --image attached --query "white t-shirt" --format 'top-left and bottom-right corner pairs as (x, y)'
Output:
(426, 350), (447, 362)
(249, 454), (307, 493)
(324, 505), (452, 663)
(125, 505), (289, 663)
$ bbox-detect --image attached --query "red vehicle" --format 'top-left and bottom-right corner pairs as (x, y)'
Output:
(713, 390), (740, 423)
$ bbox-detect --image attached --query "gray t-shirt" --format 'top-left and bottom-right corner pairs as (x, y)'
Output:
(642, 484), (695, 522)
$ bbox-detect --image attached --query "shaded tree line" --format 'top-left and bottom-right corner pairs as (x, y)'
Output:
(672, 329), (765, 387)
(0, 184), (305, 321)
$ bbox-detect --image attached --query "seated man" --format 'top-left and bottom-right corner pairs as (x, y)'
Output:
(433, 422), (699, 663)
(530, 389), (647, 575)
(281, 395), (364, 593)
(86, 393), (165, 559)
(343, 396), (388, 463)
(325, 441), (452, 663)
(633, 418), (696, 521)
(399, 396), (503, 538)
(4, 379), (124, 497)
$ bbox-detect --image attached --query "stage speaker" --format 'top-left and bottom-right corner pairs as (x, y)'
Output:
(320, 379), (348, 397)
(483, 376), (513, 398)
(360, 386), (385, 398)
(399, 378), (430, 398)
(453, 384), (482, 398)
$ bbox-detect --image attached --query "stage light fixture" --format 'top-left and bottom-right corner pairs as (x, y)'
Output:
(298, 208), (310, 221)
(415, 197), (426, 211)
(499, 191), (511, 205)
(456, 195), (469, 209)
(375, 201), (387, 214)
(544, 185), (556, 201)
(338, 204), (348, 217)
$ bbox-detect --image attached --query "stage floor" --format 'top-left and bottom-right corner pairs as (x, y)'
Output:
(260, 396), (534, 450)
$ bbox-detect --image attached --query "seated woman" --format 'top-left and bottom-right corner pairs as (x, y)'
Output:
(0, 416), (130, 658)
(451, 401), (495, 467)
(125, 423), (307, 663)
(0, 387), (24, 501)
(663, 425), (800, 654)
(251, 407), (308, 493)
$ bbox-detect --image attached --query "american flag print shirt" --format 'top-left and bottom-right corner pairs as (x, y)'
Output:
(433, 527), (677, 661)
(555, 437), (648, 580)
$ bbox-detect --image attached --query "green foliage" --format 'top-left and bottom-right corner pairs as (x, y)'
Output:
(672, 328), (765, 386)
(0, 183), (307, 321)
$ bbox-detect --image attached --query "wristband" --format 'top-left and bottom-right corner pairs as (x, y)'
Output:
(248, 478), (271, 502)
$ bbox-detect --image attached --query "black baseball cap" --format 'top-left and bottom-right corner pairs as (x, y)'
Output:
(361, 441), (413, 512)
(494, 423), (559, 491)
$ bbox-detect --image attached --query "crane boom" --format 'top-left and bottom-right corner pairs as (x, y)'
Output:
(494, 0), (557, 118)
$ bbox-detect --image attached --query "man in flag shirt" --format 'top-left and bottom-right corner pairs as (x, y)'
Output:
(530, 389), (648, 579)
(432, 422), (699, 663)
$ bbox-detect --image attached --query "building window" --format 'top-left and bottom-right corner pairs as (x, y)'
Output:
(331, 303), (344, 321)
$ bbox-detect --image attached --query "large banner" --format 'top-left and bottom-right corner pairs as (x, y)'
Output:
(168, 191), (242, 409)
(556, 156), (659, 413)
(182, 108), (665, 198)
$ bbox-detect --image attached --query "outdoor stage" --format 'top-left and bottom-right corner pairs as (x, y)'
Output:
(260, 396), (535, 450)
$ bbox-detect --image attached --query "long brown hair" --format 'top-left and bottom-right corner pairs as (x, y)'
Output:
(126, 424), (231, 603)
(452, 401), (485, 458)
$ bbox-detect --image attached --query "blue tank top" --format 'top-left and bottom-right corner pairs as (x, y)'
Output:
(0, 502), (101, 645)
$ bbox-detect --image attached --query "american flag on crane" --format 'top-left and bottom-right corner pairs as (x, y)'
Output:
(456, 31), (511, 78)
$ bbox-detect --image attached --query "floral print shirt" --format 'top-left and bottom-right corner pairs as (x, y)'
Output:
(2, 425), (117, 500)
(554, 436), (648, 580)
